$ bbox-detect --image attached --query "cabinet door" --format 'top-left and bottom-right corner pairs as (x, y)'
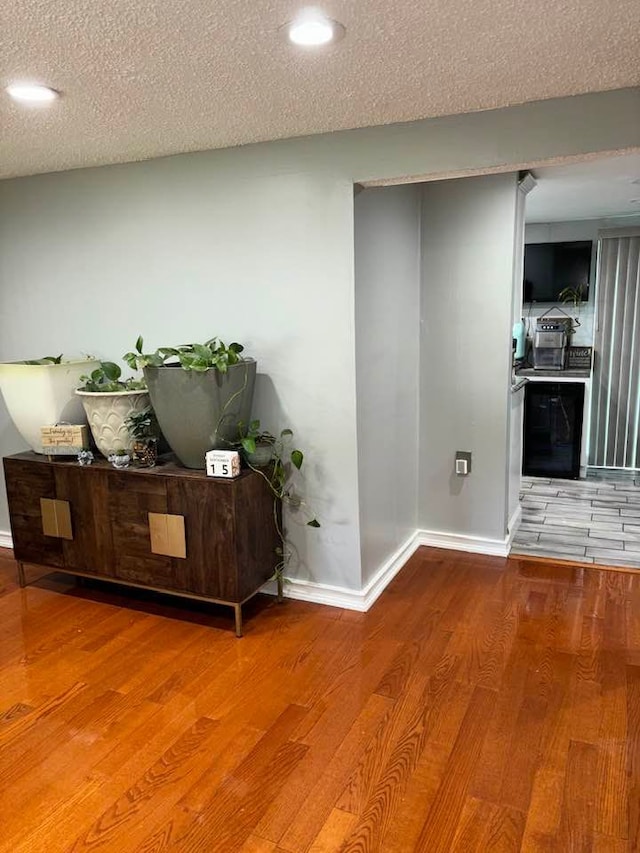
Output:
(107, 472), (176, 587)
(3, 458), (65, 568)
(234, 474), (280, 601)
(54, 467), (114, 576)
(167, 478), (237, 600)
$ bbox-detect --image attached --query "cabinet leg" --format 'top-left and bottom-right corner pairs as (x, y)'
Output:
(277, 574), (283, 603)
(17, 561), (26, 588)
(234, 604), (243, 638)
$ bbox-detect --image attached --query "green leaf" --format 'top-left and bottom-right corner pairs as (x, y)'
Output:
(102, 361), (121, 381)
(291, 449), (303, 470)
(193, 343), (212, 361)
(241, 437), (256, 454)
(158, 347), (179, 357)
(307, 519), (321, 528)
(135, 335), (144, 354)
(33, 354), (63, 364)
(229, 342), (244, 354)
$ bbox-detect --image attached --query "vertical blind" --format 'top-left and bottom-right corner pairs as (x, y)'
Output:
(589, 229), (640, 469)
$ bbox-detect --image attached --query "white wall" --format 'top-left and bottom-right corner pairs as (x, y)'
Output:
(0, 87), (638, 591)
(419, 173), (519, 542)
(354, 185), (421, 584)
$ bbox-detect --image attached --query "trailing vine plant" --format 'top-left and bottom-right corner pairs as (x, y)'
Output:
(237, 420), (320, 597)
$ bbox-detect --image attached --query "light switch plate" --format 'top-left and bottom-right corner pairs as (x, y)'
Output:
(455, 451), (472, 476)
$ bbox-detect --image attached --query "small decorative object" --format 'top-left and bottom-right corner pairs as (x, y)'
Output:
(566, 346), (593, 370)
(41, 424), (90, 456)
(125, 406), (160, 468)
(77, 449), (94, 466)
(205, 449), (241, 478)
(108, 450), (131, 469)
(132, 440), (158, 468)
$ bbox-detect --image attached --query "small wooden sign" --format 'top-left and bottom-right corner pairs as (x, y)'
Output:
(41, 424), (89, 455)
(566, 346), (593, 370)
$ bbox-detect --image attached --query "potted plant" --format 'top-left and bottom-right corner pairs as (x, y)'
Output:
(0, 355), (100, 454)
(237, 420), (320, 598)
(558, 285), (584, 341)
(124, 336), (256, 469)
(75, 362), (149, 458)
(125, 406), (160, 467)
(237, 419), (277, 467)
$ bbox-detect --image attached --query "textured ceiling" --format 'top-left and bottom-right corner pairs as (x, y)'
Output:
(2, 0), (639, 179)
(526, 152), (640, 222)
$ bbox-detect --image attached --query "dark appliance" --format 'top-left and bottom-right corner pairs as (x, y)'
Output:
(523, 382), (584, 479)
(523, 240), (592, 303)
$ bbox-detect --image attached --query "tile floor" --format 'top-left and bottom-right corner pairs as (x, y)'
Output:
(510, 472), (640, 568)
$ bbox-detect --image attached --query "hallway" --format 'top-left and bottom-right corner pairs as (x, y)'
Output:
(511, 474), (640, 568)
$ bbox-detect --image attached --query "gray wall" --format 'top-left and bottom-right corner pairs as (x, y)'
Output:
(419, 173), (519, 541)
(354, 185), (421, 584)
(0, 88), (638, 588)
(507, 183), (528, 527)
(0, 166), (361, 588)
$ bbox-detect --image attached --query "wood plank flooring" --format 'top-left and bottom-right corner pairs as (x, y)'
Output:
(1, 546), (639, 851)
(511, 474), (640, 568)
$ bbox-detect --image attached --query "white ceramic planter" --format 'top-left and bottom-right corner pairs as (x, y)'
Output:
(76, 389), (150, 458)
(0, 359), (100, 454)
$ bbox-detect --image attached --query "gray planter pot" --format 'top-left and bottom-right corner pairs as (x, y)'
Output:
(143, 359), (256, 468)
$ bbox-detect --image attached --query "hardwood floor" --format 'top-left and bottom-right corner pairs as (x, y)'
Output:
(0, 546), (638, 852)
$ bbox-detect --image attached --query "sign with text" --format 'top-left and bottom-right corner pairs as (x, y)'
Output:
(205, 449), (241, 478)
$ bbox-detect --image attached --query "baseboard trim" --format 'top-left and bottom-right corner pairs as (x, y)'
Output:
(0, 518), (515, 608)
(506, 505), (522, 550)
(416, 527), (511, 557)
(262, 530), (421, 612)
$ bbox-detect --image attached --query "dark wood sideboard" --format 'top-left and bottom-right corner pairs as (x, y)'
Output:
(3, 452), (280, 636)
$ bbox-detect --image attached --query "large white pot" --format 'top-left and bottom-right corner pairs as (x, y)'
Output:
(0, 359), (100, 454)
(76, 389), (150, 458)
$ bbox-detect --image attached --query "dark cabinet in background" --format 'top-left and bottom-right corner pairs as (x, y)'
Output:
(523, 382), (584, 479)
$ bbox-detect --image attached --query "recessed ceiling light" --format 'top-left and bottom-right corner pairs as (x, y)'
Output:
(5, 83), (59, 104)
(287, 9), (345, 47)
